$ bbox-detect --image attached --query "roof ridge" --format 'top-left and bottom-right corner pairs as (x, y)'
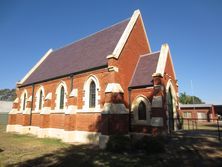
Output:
(53, 18), (130, 52)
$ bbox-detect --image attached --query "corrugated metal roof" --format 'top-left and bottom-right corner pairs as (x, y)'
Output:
(179, 104), (213, 108)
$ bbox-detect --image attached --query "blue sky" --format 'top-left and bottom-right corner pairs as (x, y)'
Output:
(0, 0), (221, 104)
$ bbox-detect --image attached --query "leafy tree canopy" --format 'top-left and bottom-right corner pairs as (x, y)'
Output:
(0, 89), (16, 101)
(179, 92), (204, 104)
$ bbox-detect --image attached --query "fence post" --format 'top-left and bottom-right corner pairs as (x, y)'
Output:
(188, 119), (190, 130)
(217, 119), (221, 141)
(195, 119), (197, 130)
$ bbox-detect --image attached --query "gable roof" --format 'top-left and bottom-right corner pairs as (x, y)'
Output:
(21, 19), (130, 86)
(129, 52), (160, 88)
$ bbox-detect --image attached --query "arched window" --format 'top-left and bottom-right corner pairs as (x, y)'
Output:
(22, 93), (26, 110)
(59, 86), (65, 109)
(132, 96), (151, 125)
(138, 101), (146, 120)
(38, 90), (43, 110)
(89, 81), (96, 108)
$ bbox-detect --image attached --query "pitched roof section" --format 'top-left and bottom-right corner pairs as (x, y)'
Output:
(180, 104), (213, 108)
(21, 19), (130, 86)
(129, 52), (160, 88)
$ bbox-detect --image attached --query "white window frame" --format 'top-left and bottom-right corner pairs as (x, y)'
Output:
(183, 112), (191, 118)
(82, 75), (101, 112)
(35, 86), (45, 112)
(20, 89), (28, 112)
(55, 81), (68, 112)
(132, 96), (151, 125)
(197, 112), (207, 120)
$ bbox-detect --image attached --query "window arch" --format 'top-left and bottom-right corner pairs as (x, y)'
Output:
(83, 75), (100, 111)
(138, 101), (146, 120)
(55, 81), (68, 111)
(89, 81), (96, 108)
(35, 86), (45, 111)
(20, 90), (28, 111)
(59, 86), (65, 109)
(38, 90), (43, 110)
(22, 93), (26, 111)
(132, 96), (151, 125)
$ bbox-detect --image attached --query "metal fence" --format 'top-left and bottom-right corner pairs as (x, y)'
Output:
(179, 118), (221, 141)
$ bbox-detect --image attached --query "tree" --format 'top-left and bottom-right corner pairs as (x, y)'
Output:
(179, 92), (204, 104)
(0, 89), (16, 101)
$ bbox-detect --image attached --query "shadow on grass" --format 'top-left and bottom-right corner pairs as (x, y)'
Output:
(6, 132), (222, 167)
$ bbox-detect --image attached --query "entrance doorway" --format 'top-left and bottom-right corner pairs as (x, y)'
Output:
(168, 87), (174, 132)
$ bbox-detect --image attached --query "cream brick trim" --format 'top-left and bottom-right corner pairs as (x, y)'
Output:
(107, 9), (152, 59)
(8, 109), (19, 114)
(108, 66), (119, 72)
(27, 96), (32, 102)
(105, 83), (124, 93)
(45, 92), (52, 100)
(69, 89), (78, 97)
(40, 107), (51, 114)
(155, 43), (176, 78)
(6, 125), (100, 144)
(83, 75), (101, 112)
(19, 49), (53, 84)
(103, 103), (128, 114)
(131, 95), (151, 125)
(14, 97), (19, 103)
(65, 105), (77, 114)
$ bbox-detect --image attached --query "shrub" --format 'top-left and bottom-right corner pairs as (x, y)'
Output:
(106, 135), (131, 153)
(132, 136), (165, 154)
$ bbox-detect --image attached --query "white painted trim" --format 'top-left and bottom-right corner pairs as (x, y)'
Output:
(107, 9), (140, 59)
(155, 43), (176, 78)
(131, 95), (151, 125)
(19, 49), (53, 84)
(105, 83), (124, 93)
(82, 75), (101, 112)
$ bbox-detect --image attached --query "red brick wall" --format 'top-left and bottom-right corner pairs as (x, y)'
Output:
(15, 68), (109, 112)
(8, 114), (17, 125)
(75, 113), (101, 132)
(108, 16), (151, 107)
(31, 113), (41, 126)
(179, 107), (217, 120)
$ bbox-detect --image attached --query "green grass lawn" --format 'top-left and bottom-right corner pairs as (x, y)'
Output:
(1, 125), (222, 167)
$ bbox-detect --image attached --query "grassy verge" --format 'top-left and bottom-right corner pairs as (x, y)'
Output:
(0, 125), (222, 167)
(0, 125), (68, 166)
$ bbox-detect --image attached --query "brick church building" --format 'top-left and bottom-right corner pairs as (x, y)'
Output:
(7, 10), (179, 147)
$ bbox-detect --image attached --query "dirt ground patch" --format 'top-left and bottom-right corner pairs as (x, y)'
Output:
(0, 125), (222, 167)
